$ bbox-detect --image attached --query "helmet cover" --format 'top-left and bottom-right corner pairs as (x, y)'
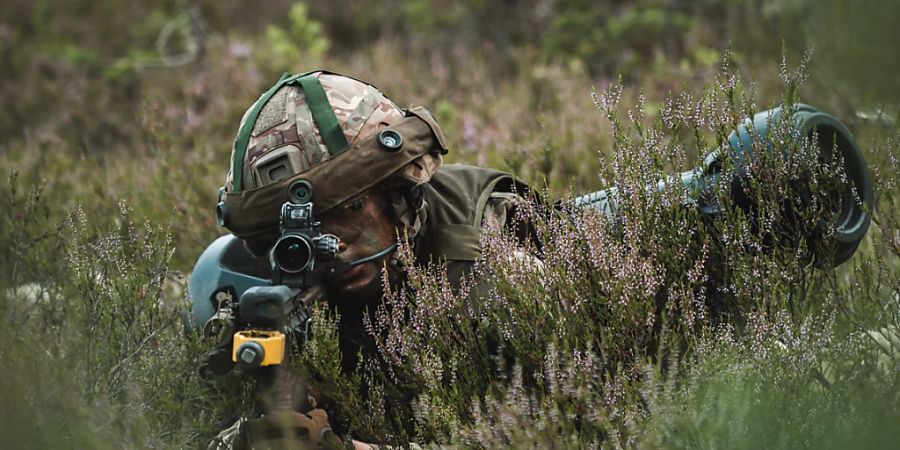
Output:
(221, 71), (447, 255)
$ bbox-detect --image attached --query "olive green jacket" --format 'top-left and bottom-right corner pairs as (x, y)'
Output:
(415, 163), (531, 285)
(333, 163), (531, 376)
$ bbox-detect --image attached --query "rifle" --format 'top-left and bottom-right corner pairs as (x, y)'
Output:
(193, 181), (351, 448)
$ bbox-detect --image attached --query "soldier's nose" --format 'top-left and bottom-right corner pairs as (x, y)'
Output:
(338, 242), (349, 253)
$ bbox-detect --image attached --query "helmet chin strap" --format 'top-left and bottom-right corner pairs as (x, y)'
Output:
(322, 243), (398, 277)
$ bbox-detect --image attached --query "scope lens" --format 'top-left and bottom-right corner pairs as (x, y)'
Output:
(272, 235), (313, 273)
(216, 202), (228, 227)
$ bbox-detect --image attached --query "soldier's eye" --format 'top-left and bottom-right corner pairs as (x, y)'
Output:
(347, 199), (364, 211)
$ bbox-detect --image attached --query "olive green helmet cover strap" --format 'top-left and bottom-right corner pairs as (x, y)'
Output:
(231, 71), (350, 192)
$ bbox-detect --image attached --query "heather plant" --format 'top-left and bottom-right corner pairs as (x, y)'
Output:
(293, 56), (899, 448)
(0, 180), (230, 448)
(1, 1), (897, 447)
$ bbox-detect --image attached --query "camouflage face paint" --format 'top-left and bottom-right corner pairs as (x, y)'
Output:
(315, 192), (400, 299)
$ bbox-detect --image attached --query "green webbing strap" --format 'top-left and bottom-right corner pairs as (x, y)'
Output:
(298, 73), (349, 157)
(231, 71), (348, 192)
(232, 72), (300, 192)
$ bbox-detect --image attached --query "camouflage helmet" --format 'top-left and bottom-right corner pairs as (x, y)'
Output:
(219, 70), (447, 255)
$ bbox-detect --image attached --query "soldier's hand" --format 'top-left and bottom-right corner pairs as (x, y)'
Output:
(244, 409), (345, 450)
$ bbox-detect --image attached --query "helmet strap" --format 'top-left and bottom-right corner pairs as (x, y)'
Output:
(297, 73), (350, 157)
(231, 71), (349, 192)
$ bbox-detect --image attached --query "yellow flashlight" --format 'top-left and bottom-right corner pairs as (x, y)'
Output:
(232, 330), (286, 368)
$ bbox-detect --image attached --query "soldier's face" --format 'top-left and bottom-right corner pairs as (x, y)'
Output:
(315, 192), (399, 301)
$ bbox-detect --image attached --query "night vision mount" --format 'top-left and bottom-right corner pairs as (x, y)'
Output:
(270, 180), (339, 289)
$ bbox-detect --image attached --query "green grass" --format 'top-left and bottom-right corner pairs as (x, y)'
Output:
(1, 2), (898, 448)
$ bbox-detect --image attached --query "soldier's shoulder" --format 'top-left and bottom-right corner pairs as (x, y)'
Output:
(429, 163), (519, 192)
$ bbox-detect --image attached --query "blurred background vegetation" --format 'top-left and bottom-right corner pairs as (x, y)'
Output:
(1, 0), (898, 448)
(2, 0), (897, 267)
